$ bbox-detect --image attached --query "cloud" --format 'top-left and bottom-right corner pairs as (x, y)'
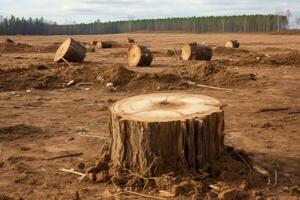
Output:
(0, 0), (299, 23)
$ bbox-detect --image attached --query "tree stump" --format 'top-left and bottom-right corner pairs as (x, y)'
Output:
(128, 44), (153, 67)
(96, 41), (113, 49)
(127, 37), (135, 43)
(109, 93), (224, 175)
(225, 40), (240, 48)
(90, 41), (98, 45)
(181, 43), (212, 61)
(54, 38), (86, 62)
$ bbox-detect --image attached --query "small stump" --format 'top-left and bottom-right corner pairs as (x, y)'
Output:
(128, 44), (153, 67)
(181, 43), (212, 61)
(225, 40), (240, 48)
(109, 93), (224, 175)
(127, 37), (135, 43)
(54, 38), (86, 62)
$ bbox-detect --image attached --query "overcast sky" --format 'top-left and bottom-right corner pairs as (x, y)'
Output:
(0, 0), (299, 24)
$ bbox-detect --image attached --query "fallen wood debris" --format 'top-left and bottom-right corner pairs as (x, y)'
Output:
(257, 107), (289, 113)
(184, 80), (234, 91)
(47, 152), (83, 160)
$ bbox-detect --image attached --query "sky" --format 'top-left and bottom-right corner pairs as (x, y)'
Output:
(0, 0), (300, 25)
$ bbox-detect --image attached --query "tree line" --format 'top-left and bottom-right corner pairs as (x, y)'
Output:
(0, 15), (289, 35)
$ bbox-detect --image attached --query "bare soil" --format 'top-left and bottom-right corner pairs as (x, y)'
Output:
(0, 33), (299, 200)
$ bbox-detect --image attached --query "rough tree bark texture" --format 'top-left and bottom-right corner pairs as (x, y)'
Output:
(54, 38), (86, 62)
(128, 44), (153, 67)
(181, 42), (212, 61)
(109, 93), (224, 175)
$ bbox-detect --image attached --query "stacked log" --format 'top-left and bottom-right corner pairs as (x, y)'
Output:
(54, 38), (86, 62)
(109, 93), (224, 175)
(128, 44), (153, 67)
(181, 42), (212, 61)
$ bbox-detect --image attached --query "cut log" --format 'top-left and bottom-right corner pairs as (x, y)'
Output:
(109, 93), (224, 175)
(128, 44), (153, 67)
(54, 38), (86, 62)
(127, 37), (135, 43)
(225, 40), (240, 48)
(181, 43), (212, 61)
(96, 41), (113, 49)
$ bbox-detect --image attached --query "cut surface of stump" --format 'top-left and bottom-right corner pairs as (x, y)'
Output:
(128, 44), (153, 67)
(109, 93), (224, 175)
(96, 41), (113, 49)
(225, 40), (240, 48)
(54, 38), (86, 62)
(181, 43), (212, 61)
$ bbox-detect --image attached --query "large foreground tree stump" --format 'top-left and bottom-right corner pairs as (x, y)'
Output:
(181, 43), (212, 61)
(225, 40), (240, 48)
(54, 38), (86, 62)
(109, 93), (224, 175)
(128, 44), (153, 67)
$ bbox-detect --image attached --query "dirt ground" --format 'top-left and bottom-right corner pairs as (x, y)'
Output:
(0, 33), (299, 200)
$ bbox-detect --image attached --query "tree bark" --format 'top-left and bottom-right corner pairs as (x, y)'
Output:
(128, 44), (153, 67)
(54, 38), (86, 62)
(181, 43), (212, 61)
(109, 93), (224, 175)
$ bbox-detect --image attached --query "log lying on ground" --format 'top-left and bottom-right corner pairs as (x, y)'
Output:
(5, 38), (15, 43)
(109, 93), (224, 175)
(127, 37), (135, 43)
(128, 44), (153, 67)
(54, 38), (86, 62)
(181, 43), (212, 61)
(225, 40), (240, 48)
(96, 41), (113, 49)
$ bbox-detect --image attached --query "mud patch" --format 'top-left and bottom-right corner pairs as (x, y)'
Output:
(213, 46), (250, 56)
(184, 62), (257, 88)
(265, 51), (300, 66)
(0, 62), (257, 92)
(0, 41), (59, 54)
(0, 124), (44, 140)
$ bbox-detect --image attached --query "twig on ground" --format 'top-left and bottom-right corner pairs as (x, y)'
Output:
(257, 107), (289, 113)
(184, 80), (234, 91)
(47, 152), (82, 160)
(76, 82), (93, 88)
(59, 168), (85, 177)
(78, 134), (109, 139)
(253, 165), (271, 185)
(61, 58), (73, 67)
(124, 189), (166, 200)
(234, 150), (252, 172)
(274, 169), (278, 185)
